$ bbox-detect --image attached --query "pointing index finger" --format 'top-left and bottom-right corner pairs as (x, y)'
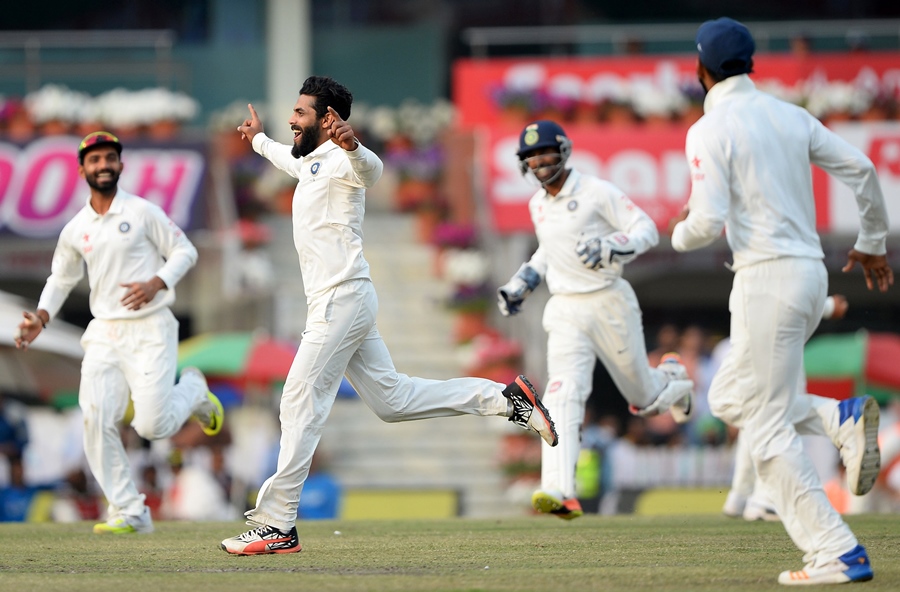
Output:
(327, 106), (341, 121)
(248, 103), (259, 120)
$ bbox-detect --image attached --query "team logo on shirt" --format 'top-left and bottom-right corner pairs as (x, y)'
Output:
(567, 200), (578, 211)
(311, 162), (321, 175)
(119, 222), (131, 233)
(690, 155), (705, 181)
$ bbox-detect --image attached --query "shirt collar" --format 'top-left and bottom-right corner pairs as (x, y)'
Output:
(302, 141), (340, 161)
(85, 189), (128, 219)
(543, 168), (580, 200)
(703, 74), (755, 113)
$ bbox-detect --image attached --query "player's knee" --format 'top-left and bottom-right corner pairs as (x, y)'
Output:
(131, 415), (166, 440)
(374, 407), (404, 423)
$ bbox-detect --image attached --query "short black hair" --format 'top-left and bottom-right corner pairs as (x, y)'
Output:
(299, 76), (353, 121)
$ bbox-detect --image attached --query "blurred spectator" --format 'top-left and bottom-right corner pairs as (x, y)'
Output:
(577, 411), (621, 512)
(0, 98), (35, 141)
(647, 323), (680, 367)
(790, 34), (812, 57)
(0, 456), (38, 521)
(138, 464), (164, 516)
(599, 416), (650, 515)
(160, 448), (239, 521)
(644, 323), (686, 445)
(51, 467), (103, 523)
(0, 393), (29, 465)
(297, 453), (342, 520)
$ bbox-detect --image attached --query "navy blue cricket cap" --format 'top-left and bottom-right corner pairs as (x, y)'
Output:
(696, 17), (755, 78)
(516, 120), (568, 158)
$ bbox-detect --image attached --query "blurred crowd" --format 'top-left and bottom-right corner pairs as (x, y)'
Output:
(0, 393), (342, 523)
(3, 39), (900, 523)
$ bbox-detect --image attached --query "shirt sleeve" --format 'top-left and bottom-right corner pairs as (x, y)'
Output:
(344, 141), (384, 188)
(144, 204), (198, 289)
(807, 116), (889, 255)
(252, 133), (301, 179)
(602, 188), (659, 255)
(36, 225), (85, 321)
(525, 244), (548, 279)
(671, 124), (731, 252)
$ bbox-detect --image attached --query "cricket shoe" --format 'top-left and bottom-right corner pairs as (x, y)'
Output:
(183, 366), (225, 436)
(532, 489), (583, 520)
(629, 353), (693, 424)
(778, 544), (873, 586)
(221, 524), (301, 555)
(722, 490), (748, 518)
(503, 375), (558, 447)
(834, 396), (880, 495)
(93, 506), (154, 534)
(742, 498), (780, 522)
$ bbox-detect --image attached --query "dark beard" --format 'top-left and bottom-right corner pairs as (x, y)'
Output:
(698, 75), (709, 94)
(85, 170), (120, 194)
(291, 123), (320, 158)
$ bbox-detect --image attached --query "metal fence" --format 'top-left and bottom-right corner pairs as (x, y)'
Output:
(0, 29), (189, 93)
(461, 19), (900, 57)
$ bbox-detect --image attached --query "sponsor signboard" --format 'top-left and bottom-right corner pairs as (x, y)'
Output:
(454, 53), (900, 234)
(0, 136), (205, 238)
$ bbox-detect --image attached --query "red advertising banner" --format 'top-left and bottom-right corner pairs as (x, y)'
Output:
(454, 52), (900, 127)
(458, 52), (900, 235)
(0, 136), (205, 238)
(484, 122), (900, 235)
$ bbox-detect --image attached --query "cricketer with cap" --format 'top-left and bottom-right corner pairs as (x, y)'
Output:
(14, 131), (224, 535)
(669, 17), (892, 586)
(498, 119), (694, 520)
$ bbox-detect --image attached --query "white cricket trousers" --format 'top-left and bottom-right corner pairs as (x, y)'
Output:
(79, 309), (206, 518)
(539, 278), (670, 499)
(709, 257), (857, 567)
(731, 393), (842, 504)
(248, 279), (509, 531)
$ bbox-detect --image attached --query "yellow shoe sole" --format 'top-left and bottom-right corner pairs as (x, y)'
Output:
(200, 391), (224, 436)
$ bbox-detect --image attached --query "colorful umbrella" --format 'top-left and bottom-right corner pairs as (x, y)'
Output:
(804, 330), (900, 404)
(177, 332), (298, 384)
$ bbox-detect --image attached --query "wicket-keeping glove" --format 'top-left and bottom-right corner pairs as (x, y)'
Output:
(497, 263), (542, 316)
(575, 232), (637, 270)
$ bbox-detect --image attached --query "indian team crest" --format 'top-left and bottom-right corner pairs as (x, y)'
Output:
(523, 128), (540, 146)
(311, 162), (321, 175)
(119, 222), (131, 233)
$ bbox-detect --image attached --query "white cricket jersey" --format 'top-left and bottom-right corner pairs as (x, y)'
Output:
(526, 169), (659, 295)
(251, 133), (383, 301)
(672, 74), (889, 265)
(38, 189), (197, 321)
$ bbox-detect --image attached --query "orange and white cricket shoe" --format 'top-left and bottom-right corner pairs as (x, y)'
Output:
(221, 524), (301, 555)
(504, 375), (559, 447)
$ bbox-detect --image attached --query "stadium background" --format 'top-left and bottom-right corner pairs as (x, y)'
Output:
(1, 0), (900, 522)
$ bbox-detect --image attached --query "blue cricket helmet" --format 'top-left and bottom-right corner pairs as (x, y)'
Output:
(516, 120), (571, 159)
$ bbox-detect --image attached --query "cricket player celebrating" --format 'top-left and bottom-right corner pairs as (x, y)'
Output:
(15, 131), (223, 535)
(498, 120), (694, 520)
(221, 76), (557, 555)
(669, 17), (891, 585)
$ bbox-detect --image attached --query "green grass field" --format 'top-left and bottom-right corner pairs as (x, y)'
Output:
(1, 514), (898, 591)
